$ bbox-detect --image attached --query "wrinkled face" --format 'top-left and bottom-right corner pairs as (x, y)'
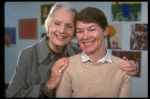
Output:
(76, 21), (108, 54)
(48, 8), (75, 47)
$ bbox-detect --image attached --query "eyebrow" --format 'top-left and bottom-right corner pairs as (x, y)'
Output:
(89, 25), (96, 28)
(76, 25), (96, 30)
(54, 20), (61, 23)
(76, 27), (83, 30)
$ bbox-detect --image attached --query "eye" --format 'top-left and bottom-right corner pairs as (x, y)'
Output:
(77, 30), (83, 33)
(55, 22), (61, 26)
(89, 26), (96, 32)
(66, 25), (73, 29)
(89, 29), (95, 32)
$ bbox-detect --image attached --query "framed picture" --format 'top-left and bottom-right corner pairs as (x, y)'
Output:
(40, 3), (55, 26)
(105, 24), (122, 49)
(19, 18), (38, 39)
(130, 24), (148, 50)
(112, 51), (141, 77)
(112, 2), (141, 21)
(5, 27), (16, 47)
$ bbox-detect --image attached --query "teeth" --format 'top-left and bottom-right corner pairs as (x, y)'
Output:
(57, 36), (63, 39)
(84, 41), (95, 45)
(57, 35), (66, 39)
(85, 42), (91, 45)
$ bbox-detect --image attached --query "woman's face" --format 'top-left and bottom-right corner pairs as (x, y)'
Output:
(48, 8), (75, 47)
(76, 21), (108, 54)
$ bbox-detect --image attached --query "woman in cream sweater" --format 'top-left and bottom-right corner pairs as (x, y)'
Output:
(56, 7), (132, 98)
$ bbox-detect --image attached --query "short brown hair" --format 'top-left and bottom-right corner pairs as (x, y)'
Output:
(74, 7), (108, 34)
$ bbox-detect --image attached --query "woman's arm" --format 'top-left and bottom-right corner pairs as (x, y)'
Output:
(56, 69), (72, 98)
(118, 73), (132, 97)
(7, 50), (42, 98)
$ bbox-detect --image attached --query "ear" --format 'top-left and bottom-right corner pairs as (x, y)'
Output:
(103, 26), (109, 37)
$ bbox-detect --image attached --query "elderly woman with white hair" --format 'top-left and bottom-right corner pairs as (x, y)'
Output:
(7, 2), (137, 98)
(7, 2), (79, 98)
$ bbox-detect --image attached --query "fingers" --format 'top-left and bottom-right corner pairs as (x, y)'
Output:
(120, 60), (135, 68)
(59, 62), (68, 73)
(48, 57), (69, 90)
(121, 67), (136, 72)
(53, 57), (69, 73)
(126, 71), (137, 76)
(120, 60), (137, 76)
(120, 61), (131, 69)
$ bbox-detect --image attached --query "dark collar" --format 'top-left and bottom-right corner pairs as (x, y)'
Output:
(37, 36), (76, 64)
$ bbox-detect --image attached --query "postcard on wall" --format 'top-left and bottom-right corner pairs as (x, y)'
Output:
(112, 51), (141, 77)
(130, 24), (148, 50)
(40, 3), (55, 26)
(5, 27), (16, 47)
(111, 2), (141, 21)
(19, 18), (38, 39)
(105, 24), (122, 49)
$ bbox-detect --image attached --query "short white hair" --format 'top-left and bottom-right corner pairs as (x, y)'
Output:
(44, 2), (77, 32)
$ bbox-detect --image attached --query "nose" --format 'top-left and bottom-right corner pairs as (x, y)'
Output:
(83, 30), (90, 39)
(59, 24), (66, 34)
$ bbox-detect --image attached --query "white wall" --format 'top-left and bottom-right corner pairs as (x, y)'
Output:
(5, 2), (148, 97)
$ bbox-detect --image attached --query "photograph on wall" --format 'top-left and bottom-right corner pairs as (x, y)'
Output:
(130, 24), (148, 50)
(111, 2), (141, 21)
(19, 18), (38, 39)
(112, 51), (141, 77)
(5, 27), (16, 47)
(105, 24), (122, 49)
(40, 3), (55, 26)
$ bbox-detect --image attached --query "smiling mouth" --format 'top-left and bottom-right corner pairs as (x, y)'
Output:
(83, 40), (95, 45)
(55, 34), (68, 39)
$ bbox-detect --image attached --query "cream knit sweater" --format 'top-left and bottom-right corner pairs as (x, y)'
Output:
(56, 54), (132, 98)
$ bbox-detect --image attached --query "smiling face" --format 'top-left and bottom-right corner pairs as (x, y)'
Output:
(48, 8), (75, 48)
(76, 21), (108, 54)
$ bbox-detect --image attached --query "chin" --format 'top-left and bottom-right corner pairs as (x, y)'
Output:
(82, 47), (94, 54)
(85, 50), (94, 54)
(54, 41), (69, 47)
(55, 43), (66, 47)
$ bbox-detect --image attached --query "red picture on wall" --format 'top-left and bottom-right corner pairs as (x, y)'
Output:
(19, 18), (38, 39)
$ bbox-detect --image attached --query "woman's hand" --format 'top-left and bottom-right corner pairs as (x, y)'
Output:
(120, 56), (137, 76)
(46, 57), (69, 91)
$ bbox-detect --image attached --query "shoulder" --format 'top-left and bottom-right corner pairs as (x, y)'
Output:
(20, 36), (47, 56)
(21, 43), (38, 56)
(110, 55), (125, 63)
(65, 54), (81, 71)
(69, 53), (81, 63)
(64, 54), (81, 79)
(108, 55), (126, 74)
